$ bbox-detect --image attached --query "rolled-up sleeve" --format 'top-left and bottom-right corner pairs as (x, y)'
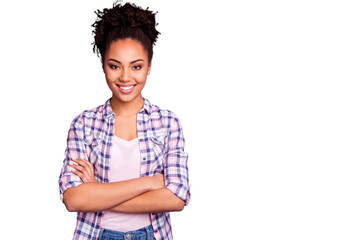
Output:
(58, 114), (87, 202)
(164, 115), (191, 206)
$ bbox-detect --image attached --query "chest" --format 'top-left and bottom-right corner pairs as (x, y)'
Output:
(85, 115), (168, 181)
(113, 115), (138, 141)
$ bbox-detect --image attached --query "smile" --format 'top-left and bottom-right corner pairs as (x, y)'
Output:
(119, 85), (134, 90)
(116, 84), (136, 94)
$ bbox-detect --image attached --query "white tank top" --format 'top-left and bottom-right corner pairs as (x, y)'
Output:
(102, 136), (151, 231)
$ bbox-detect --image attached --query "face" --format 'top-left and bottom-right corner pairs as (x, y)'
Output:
(103, 38), (151, 105)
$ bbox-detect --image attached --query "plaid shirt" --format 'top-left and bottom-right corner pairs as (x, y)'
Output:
(59, 98), (190, 240)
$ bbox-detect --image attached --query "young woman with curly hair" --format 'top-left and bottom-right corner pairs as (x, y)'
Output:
(58, 2), (190, 240)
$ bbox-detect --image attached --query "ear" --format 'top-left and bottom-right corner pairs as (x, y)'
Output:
(147, 62), (152, 75)
(102, 61), (105, 73)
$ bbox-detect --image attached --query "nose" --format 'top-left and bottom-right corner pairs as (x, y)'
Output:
(119, 68), (131, 82)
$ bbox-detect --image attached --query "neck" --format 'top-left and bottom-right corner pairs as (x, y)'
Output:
(110, 95), (144, 116)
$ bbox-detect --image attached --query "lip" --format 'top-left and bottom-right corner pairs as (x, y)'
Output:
(116, 84), (136, 94)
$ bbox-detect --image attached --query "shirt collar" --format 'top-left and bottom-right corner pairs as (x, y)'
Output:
(103, 97), (151, 120)
(104, 98), (115, 120)
(141, 98), (151, 115)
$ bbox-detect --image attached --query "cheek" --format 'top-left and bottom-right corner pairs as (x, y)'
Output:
(104, 70), (117, 83)
(135, 72), (148, 84)
(105, 76), (112, 87)
(105, 74), (116, 90)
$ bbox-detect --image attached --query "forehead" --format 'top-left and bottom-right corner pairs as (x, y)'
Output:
(106, 38), (148, 61)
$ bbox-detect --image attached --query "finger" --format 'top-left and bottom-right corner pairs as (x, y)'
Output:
(79, 161), (94, 177)
(70, 164), (85, 173)
(72, 159), (86, 166)
(70, 167), (83, 178)
(71, 159), (96, 183)
(80, 159), (94, 175)
(71, 164), (93, 183)
(71, 163), (95, 182)
(71, 160), (91, 178)
(71, 159), (82, 163)
(73, 159), (94, 175)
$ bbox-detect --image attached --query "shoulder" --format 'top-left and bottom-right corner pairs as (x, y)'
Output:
(146, 99), (183, 130)
(147, 99), (179, 119)
(67, 99), (112, 144)
(70, 99), (112, 129)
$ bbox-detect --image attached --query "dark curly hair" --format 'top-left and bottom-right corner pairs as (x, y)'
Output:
(92, 1), (160, 62)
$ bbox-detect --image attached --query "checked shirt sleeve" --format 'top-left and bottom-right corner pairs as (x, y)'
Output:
(58, 114), (87, 202)
(164, 115), (191, 205)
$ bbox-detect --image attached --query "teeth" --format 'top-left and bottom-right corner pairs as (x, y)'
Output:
(119, 85), (134, 90)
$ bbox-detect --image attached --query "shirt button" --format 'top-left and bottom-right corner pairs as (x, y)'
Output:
(143, 157), (146, 161)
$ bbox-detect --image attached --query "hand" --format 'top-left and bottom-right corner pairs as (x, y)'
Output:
(151, 174), (165, 190)
(70, 159), (97, 183)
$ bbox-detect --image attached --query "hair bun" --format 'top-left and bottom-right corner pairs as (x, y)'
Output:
(122, 4), (159, 44)
(92, 2), (160, 61)
(93, 2), (159, 46)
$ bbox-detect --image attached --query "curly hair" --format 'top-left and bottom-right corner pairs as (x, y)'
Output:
(92, 1), (160, 62)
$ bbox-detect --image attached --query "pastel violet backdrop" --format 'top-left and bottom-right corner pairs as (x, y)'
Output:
(1, 0), (359, 239)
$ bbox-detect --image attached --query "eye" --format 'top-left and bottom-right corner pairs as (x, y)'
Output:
(109, 64), (119, 70)
(132, 65), (142, 70)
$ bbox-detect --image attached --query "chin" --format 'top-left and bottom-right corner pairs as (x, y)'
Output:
(113, 93), (142, 103)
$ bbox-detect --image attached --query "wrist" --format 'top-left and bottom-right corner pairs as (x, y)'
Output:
(144, 176), (157, 191)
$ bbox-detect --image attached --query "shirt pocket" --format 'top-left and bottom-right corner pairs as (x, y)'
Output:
(84, 137), (104, 182)
(150, 135), (167, 173)
(84, 137), (102, 164)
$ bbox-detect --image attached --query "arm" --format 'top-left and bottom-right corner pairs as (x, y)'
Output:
(63, 158), (164, 212)
(63, 174), (163, 212)
(70, 159), (183, 213)
(163, 115), (191, 206)
(71, 159), (183, 213)
(109, 188), (185, 213)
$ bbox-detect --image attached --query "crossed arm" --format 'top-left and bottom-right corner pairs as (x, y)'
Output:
(63, 159), (185, 213)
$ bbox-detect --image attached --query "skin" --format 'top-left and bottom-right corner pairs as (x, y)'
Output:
(104, 38), (151, 140)
(63, 38), (185, 213)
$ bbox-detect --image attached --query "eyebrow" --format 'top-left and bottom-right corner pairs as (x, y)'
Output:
(108, 58), (144, 64)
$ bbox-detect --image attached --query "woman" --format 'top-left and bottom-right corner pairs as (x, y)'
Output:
(58, 2), (190, 240)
